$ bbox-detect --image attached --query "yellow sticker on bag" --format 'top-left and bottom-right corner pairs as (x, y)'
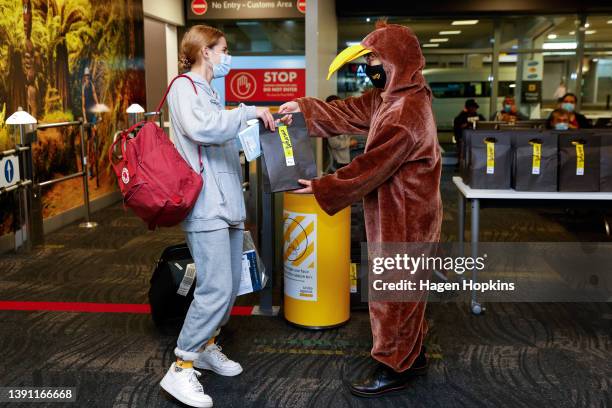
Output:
(530, 142), (541, 175)
(278, 125), (295, 167)
(485, 139), (495, 174)
(573, 141), (585, 176)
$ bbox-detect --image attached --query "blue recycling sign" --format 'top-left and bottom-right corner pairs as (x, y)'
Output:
(0, 155), (20, 189)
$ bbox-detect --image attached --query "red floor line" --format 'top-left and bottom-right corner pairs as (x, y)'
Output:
(0, 301), (254, 315)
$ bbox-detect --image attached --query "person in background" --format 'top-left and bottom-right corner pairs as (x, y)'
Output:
(491, 96), (527, 123)
(81, 67), (99, 179)
(553, 79), (567, 100)
(546, 108), (570, 130)
(559, 92), (592, 129)
(453, 99), (485, 167)
(325, 95), (358, 171)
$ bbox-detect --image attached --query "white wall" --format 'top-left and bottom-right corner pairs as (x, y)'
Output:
(143, 0), (185, 26)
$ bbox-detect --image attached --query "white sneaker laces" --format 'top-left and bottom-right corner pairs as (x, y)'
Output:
(188, 369), (203, 393)
(207, 344), (229, 363)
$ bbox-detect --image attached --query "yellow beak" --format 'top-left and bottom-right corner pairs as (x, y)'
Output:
(327, 44), (371, 80)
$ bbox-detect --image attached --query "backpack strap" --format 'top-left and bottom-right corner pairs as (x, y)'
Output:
(157, 74), (204, 173)
(155, 74), (198, 112)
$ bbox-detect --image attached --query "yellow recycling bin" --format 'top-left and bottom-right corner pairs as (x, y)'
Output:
(283, 192), (350, 329)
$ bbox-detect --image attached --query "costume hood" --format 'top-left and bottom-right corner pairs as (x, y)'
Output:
(362, 23), (427, 99)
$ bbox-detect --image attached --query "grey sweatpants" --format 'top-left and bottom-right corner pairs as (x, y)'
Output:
(174, 227), (243, 361)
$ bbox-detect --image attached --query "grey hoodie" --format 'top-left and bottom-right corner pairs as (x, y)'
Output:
(167, 71), (257, 231)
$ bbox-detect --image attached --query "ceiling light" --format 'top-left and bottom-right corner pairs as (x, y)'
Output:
(608, 20), (612, 24)
(422, 43), (439, 48)
(451, 20), (479, 26)
(429, 38), (449, 43)
(366, 17), (371, 22)
(346, 41), (361, 47)
(439, 30), (461, 35)
(547, 34), (557, 39)
(593, 58), (599, 62)
(585, 23), (590, 28)
(543, 42), (577, 50)
(586, 30), (596, 35)
(569, 31), (575, 35)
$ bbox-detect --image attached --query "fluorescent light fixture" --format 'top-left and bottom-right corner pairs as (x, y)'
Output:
(543, 42), (577, 50)
(439, 30), (461, 35)
(346, 41), (361, 47)
(452, 20), (478, 25)
(429, 38), (449, 43)
(422, 43), (439, 48)
(586, 30), (596, 35)
(547, 34), (557, 39)
(569, 31), (576, 35)
(509, 84), (516, 88)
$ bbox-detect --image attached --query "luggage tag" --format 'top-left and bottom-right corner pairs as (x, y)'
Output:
(278, 125), (295, 167)
(572, 140), (585, 176)
(238, 119), (262, 162)
(529, 139), (542, 175)
(177, 263), (196, 296)
(484, 137), (496, 174)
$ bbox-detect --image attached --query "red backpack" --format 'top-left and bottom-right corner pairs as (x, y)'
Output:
(109, 75), (203, 230)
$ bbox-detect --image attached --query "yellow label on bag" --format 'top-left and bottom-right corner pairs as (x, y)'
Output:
(531, 142), (541, 175)
(278, 125), (295, 167)
(574, 141), (585, 176)
(485, 139), (495, 174)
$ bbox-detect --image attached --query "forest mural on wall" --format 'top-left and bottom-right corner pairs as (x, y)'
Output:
(0, 0), (145, 236)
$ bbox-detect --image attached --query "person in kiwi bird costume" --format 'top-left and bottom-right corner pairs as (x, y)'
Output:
(279, 20), (442, 397)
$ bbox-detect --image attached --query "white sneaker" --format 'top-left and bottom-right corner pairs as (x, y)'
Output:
(160, 363), (213, 408)
(194, 344), (243, 376)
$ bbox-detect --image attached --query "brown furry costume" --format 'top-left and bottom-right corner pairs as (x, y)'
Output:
(295, 23), (442, 372)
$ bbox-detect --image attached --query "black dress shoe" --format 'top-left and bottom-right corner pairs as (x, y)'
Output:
(348, 347), (428, 398)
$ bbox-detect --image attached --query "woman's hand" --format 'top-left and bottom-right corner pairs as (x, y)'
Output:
(256, 107), (276, 131)
(293, 179), (313, 194)
(278, 101), (300, 114)
(278, 114), (293, 126)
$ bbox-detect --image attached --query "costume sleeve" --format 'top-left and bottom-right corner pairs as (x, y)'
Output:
(310, 122), (417, 215)
(295, 91), (376, 137)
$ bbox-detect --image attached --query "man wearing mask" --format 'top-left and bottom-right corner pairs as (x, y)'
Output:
(559, 93), (592, 129)
(491, 96), (527, 123)
(279, 20), (442, 397)
(546, 108), (570, 131)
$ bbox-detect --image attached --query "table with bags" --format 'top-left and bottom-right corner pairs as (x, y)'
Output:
(456, 129), (612, 315)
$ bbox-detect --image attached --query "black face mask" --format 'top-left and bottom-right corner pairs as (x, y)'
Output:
(365, 64), (386, 89)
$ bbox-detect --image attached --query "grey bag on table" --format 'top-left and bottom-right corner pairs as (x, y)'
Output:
(463, 130), (512, 189)
(558, 131), (600, 192)
(512, 131), (558, 192)
(599, 131), (612, 192)
(259, 113), (317, 193)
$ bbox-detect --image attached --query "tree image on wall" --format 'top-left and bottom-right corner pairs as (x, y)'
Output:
(0, 0), (145, 235)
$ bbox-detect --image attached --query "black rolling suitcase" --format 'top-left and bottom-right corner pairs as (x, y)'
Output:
(148, 243), (195, 328)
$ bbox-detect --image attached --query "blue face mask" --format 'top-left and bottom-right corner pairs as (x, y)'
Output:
(555, 122), (569, 130)
(561, 102), (575, 112)
(208, 51), (232, 79)
(503, 104), (512, 113)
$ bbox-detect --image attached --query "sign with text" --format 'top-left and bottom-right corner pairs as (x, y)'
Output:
(225, 69), (305, 104)
(187, 0), (306, 20)
(521, 81), (542, 104)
